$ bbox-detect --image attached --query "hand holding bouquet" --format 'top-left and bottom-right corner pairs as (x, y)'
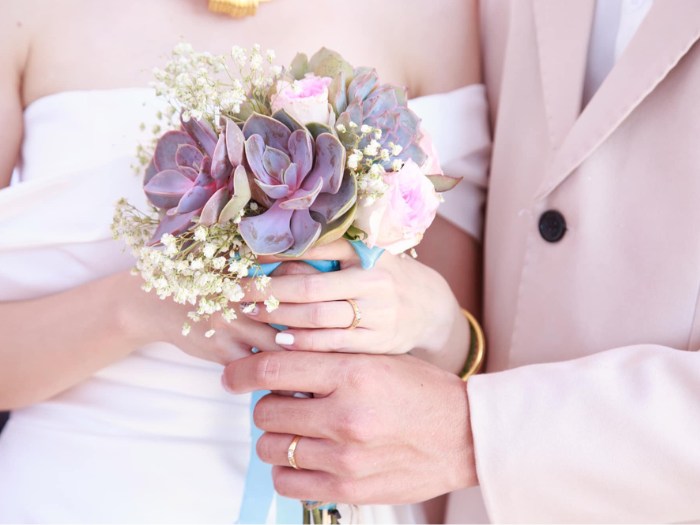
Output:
(113, 44), (459, 334)
(112, 43), (460, 523)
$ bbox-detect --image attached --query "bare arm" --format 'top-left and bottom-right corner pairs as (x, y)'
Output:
(407, 0), (484, 370)
(0, 3), (27, 189)
(0, 7), (136, 409)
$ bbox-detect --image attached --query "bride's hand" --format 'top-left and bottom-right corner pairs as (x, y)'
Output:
(239, 240), (464, 358)
(120, 271), (287, 365)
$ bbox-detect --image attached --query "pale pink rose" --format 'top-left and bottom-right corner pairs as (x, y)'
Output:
(354, 160), (441, 255)
(270, 75), (333, 125)
(418, 129), (443, 175)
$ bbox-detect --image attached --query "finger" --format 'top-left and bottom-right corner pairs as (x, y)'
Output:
(222, 350), (345, 394)
(257, 432), (338, 473)
(243, 300), (358, 330)
(258, 433), (384, 480)
(242, 266), (370, 303)
(272, 466), (375, 504)
(296, 239), (360, 263)
(231, 319), (287, 354)
(255, 239), (360, 265)
(253, 394), (337, 439)
(273, 328), (381, 354)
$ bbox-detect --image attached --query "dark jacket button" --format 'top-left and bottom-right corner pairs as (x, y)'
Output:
(539, 210), (566, 242)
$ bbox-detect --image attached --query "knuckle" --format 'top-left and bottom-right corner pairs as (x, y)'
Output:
(333, 444), (361, 477)
(335, 408), (374, 444)
(252, 354), (281, 386)
(327, 330), (346, 351)
(308, 303), (327, 328)
(300, 274), (322, 302)
(332, 477), (363, 503)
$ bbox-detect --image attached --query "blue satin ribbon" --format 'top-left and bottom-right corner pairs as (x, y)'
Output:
(236, 242), (384, 524)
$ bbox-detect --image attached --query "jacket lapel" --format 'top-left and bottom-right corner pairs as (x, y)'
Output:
(535, 0), (700, 200)
(532, 0), (596, 148)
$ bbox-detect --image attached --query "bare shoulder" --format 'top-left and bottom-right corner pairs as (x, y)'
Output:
(0, 0), (33, 187)
(385, 0), (480, 97)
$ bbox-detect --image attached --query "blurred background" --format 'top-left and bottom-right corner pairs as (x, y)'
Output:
(0, 412), (8, 433)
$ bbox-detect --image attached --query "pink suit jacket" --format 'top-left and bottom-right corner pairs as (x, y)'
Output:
(448, 1), (700, 522)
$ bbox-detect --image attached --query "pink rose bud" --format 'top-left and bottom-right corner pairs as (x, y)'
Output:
(353, 160), (441, 255)
(270, 75), (333, 125)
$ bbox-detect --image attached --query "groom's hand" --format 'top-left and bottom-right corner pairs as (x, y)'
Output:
(222, 351), (478, 504)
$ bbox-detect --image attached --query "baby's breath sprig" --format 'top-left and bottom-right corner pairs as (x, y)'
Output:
(151, 42), (282, 133)
(336, 122), (405, 206)
(112, 201), (274, 336)
(230, 44), (282, 118)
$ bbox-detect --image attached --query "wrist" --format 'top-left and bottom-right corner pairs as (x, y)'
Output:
(412, 303), (470, 374)
(112, 270), (159, 349)
(445, 373), (479, 491)
(417, 268), (464, 353)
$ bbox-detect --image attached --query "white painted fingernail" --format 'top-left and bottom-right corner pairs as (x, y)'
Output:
(275, 332), (295, 346)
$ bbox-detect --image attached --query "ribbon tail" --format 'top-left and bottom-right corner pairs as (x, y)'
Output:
(348, 239), (384, 270)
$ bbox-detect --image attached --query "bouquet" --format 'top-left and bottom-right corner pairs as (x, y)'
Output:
(112, 43), (460, 523)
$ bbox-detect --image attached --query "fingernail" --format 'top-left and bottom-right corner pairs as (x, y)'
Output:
(275, 332), (295, 346)
(241, 303), (259, 316)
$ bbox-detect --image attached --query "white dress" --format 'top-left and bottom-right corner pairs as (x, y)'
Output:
(0, 87), (489, 523)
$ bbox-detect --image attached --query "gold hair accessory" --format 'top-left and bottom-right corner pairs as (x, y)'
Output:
(287, 434), (302, 470)
(460, 308), (485, 381)
(208, 0), (271, 18)
(345, 299), (362, 330)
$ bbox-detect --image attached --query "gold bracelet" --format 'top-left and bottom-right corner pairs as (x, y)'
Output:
(459, 308), (486, 381)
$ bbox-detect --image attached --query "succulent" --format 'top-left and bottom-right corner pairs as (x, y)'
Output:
(238, 112), (356, 256)
(143, 117), (250, 242)
(291, 48), (427, 169)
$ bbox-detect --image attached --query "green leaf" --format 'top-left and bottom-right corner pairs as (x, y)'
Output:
(313, 203), (357, 247)
(306, 122), (335, 140)
(344, 224), (367, 241)
(271, 109), (305, 132)
(308, 48), (353, 80)
(219, 165), (252, 223)
(290, 53), (309, 80)
(427, 174), (462, 192)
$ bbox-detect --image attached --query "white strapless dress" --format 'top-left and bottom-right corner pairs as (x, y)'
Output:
(0, 87), (489, 523)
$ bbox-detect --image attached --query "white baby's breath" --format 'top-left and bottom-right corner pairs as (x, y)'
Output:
(112, 201), (266, 335)
(264, 296), (280, 312)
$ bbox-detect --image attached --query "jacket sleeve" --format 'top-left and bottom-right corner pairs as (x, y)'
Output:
(468, 344), (700, 523)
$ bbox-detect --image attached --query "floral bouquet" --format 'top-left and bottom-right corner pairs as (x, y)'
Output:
(112, 43), (460, 524)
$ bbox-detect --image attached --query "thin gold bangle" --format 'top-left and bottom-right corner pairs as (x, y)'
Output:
(459, 308), (485, 381)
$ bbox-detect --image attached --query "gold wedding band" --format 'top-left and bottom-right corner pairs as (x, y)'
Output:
(345, 299), (362, 330)
(287, 435), (302, 470)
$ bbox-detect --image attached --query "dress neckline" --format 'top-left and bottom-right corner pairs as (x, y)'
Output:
(24, 85), (479, 115)
(24, 87), (158, 115)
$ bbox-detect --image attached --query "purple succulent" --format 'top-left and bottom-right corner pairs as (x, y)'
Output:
(239, 113), (355, 256)
(333, 67), (426, 169)
(143, 117), (247, 243)
(292, 48), (426, 169)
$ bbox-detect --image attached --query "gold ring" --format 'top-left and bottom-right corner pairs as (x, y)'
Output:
(345, 299), (362, 330)
(287, 435), (302, 470)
